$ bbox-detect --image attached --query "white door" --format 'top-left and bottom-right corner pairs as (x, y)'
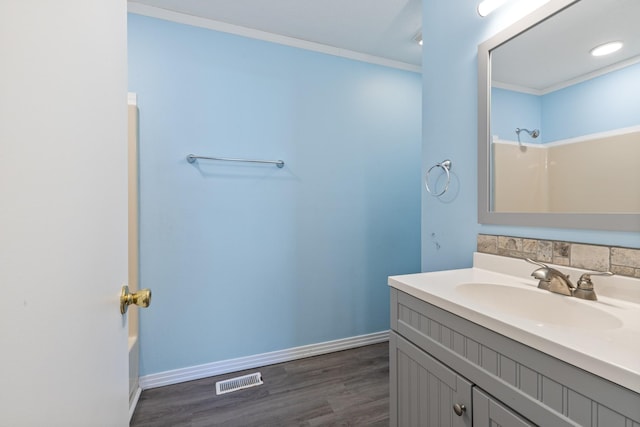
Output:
(0, 1), (130, 426)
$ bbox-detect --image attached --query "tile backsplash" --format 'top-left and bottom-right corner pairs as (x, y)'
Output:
(477, 234), (640, 278)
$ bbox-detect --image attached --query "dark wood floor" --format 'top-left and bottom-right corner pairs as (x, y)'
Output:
(130, 342), (389, 427)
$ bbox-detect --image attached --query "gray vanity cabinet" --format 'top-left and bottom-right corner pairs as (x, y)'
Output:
(390, 331), (472, 426)
(391, 331), (533, 427)
(390, 288), (640, 427)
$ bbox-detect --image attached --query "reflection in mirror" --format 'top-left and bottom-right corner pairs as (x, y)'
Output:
(478, 0), (640, 231)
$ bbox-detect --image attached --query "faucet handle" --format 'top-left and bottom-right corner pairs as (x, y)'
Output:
(575, 271), (612, 301)
(577, 270), (613, 285)
(525, 258), (549, 268)
(584, 271), (614, 277)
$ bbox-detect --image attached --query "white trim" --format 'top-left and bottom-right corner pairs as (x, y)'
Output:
(543, 125), (640, 147)
(541, 55), (640, 95)
(492, 81), (543, 96)
(127, 3), (421, 74)
(493, 55), (640, 96)
(492, 138), (544, 148)
(493, 125), (640, 148)
(139, 330), (389, 390)
(128, 386), (142, 422)
(127, 92), (137, 106)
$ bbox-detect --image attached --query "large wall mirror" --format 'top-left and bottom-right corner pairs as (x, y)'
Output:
(478, 0), (640, 231)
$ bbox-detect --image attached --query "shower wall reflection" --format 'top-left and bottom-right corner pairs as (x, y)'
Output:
(490, 60), (640, 214)
(493, 128), (640, 213)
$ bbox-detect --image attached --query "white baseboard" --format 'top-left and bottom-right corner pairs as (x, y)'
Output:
(139, 330), (389, 390)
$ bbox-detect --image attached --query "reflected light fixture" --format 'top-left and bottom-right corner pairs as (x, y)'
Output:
(590, 41), (623, 57)
(478, 0), (509, 17)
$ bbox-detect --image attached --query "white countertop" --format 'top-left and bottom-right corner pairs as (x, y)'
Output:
(389, 253), (640, 394)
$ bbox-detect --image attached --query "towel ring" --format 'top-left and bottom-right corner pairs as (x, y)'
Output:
(425, 159), (452, 197)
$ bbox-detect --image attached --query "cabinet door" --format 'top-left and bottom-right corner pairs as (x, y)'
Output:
(473, 387), (537, 427)
(391, 332), (472, 427)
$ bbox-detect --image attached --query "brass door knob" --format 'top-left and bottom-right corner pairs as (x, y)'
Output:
(120, 285), (152, 314)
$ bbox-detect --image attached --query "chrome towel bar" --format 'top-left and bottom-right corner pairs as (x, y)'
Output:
(186, 154), (284, 168)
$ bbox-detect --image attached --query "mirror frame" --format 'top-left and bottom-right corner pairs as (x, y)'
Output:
(478, 0), (640, 232)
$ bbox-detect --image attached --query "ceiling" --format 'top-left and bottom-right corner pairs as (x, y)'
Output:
(128, 0), (423, 68)
(127, 0), (639, 88)
(492, 0), (640, 93)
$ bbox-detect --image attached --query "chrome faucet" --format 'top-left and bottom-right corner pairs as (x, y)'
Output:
(526, 258), (574, 296)
(525, 259), (613, 300)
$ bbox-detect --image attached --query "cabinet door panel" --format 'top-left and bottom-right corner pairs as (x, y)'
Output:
(473, 387), (536, 427)
(391, 332), (472, 427)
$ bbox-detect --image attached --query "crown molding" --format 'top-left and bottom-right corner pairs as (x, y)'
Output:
(127, 2), (421, 74)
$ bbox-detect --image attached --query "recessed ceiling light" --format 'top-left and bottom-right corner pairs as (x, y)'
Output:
(590, 41), (623, 57)
(478, 0), (509, 17)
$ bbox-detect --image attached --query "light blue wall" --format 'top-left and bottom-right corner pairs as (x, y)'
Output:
(542, 62), (640, 142)
(491, 62), (640, 143)
(491, 88), (542, 142)
(128, 14), (422, 376)
(421, 1), (640, 272)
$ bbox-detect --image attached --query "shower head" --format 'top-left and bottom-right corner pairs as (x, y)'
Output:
(516, 128), (540, 138)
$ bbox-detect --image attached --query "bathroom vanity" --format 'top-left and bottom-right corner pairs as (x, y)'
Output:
(389, 253), (640, 426)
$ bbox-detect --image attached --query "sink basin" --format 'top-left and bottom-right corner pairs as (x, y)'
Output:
(455, 283), (623, 330)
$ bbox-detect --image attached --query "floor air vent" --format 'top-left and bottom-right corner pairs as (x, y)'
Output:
(215, 372), (263, 395)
